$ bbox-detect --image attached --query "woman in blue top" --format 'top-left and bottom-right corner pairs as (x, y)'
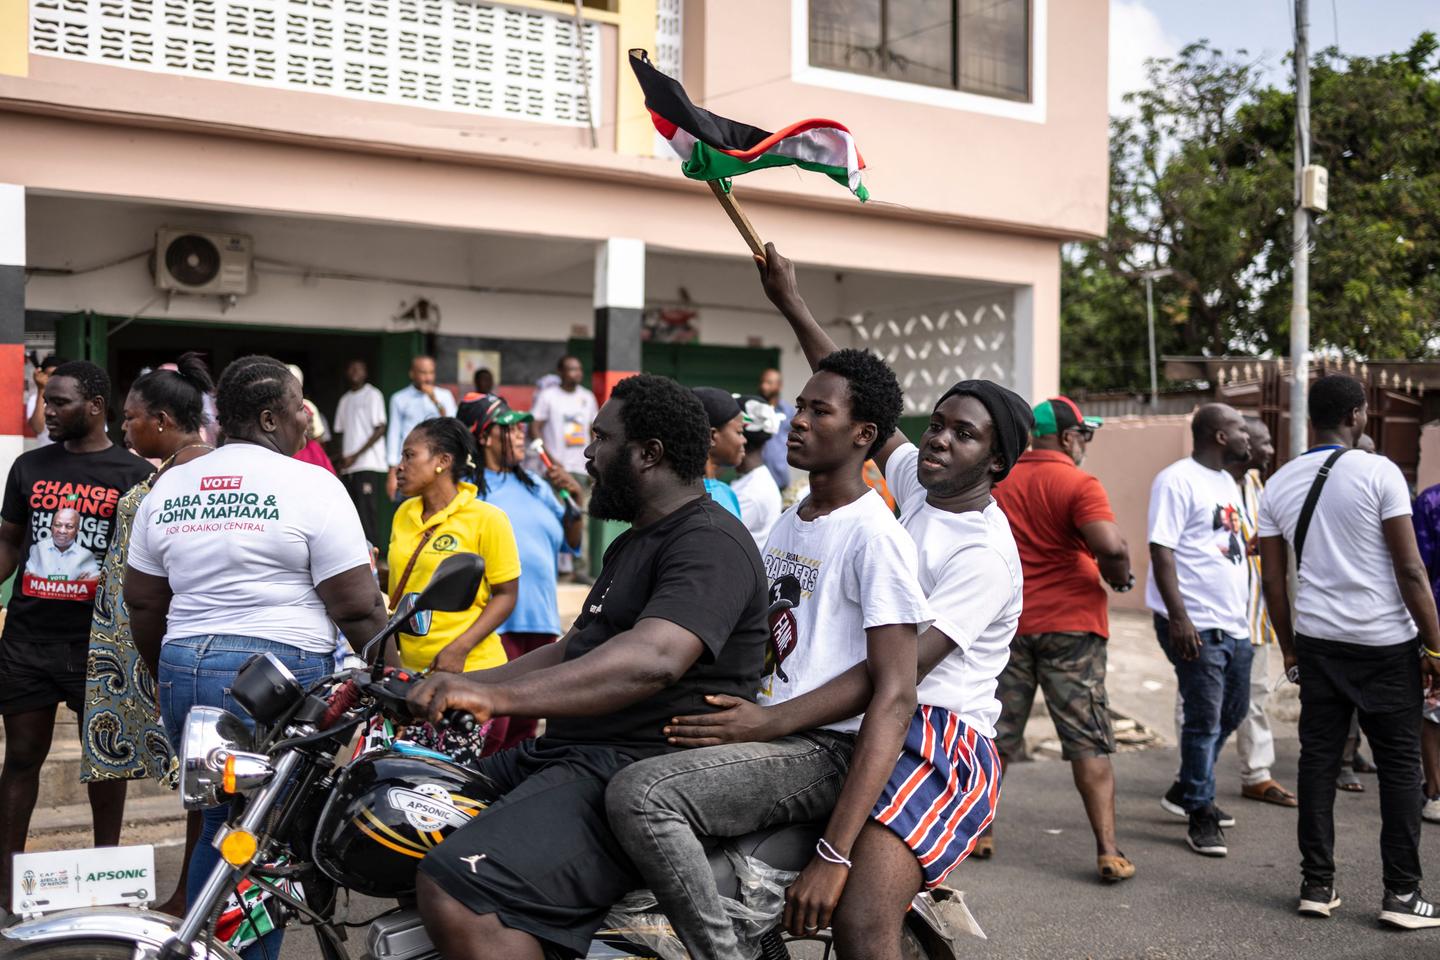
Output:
(457, 392), (584, 753)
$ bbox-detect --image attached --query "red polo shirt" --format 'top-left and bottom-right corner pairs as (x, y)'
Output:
(992, 450), (1117, 638)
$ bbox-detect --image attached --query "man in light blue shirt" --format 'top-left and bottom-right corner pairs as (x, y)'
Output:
(385, 354), (458, 498)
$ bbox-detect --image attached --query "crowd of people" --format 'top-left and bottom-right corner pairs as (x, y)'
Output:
(4, 242), (1440, 955)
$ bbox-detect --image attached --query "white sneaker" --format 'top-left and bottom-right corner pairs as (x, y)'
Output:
(1423, 796), (1440, 824)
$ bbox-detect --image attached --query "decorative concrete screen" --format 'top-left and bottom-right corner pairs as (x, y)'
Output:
(857, 295), (1016, 416)
(30, 0), (601, 125)
(651, 0), (681, 158)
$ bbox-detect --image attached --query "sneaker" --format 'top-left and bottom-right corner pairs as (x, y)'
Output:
(1424, 796), (1440, 824)
(1379, 889), (1440, 929)
(1186, 808), (1227, 857)
(1162, 783), (1235, 827)
(1298, 882), (1341, 917)
(1161, 781), (1186, 818)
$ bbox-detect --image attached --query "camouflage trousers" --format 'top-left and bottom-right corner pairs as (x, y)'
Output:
(993, 631), (1115, 762)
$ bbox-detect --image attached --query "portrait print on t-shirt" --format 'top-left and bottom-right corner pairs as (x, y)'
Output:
(1214, 503), (1245, 564)
(21, 487), (114, 601)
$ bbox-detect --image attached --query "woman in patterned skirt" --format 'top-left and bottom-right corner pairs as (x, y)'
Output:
(81, 352), (215, 915)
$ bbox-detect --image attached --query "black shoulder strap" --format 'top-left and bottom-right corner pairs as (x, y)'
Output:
(1294, 448), (1350, 570)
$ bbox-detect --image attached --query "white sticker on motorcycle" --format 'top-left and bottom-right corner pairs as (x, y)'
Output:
(388, 784), (472, 831)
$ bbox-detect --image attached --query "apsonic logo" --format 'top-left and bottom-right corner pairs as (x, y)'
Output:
(387, 784), (472, 832)
(84, 868), (148, 883)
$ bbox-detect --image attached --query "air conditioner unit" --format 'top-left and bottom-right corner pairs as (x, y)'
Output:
(154, 229), (253, 296)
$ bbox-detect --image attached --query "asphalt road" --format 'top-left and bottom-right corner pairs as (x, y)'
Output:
(8, 738), (1440, 960)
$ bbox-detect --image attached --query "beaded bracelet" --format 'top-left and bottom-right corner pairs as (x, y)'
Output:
(816, 838), (853, 869)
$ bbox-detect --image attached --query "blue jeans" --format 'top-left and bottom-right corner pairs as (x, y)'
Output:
(1154, 615), (1252, 813)
(159, 635), (332, 960)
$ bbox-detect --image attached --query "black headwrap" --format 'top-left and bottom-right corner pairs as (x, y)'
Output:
(692, 387), (742, 429)
(935, 380), (1035, 481)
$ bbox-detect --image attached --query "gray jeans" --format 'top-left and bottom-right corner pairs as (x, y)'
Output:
(605, 732), (853, 960)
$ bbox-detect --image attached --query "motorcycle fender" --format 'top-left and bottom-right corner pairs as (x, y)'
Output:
(1, 907), (244, 960)
(904, 892), (968, 960)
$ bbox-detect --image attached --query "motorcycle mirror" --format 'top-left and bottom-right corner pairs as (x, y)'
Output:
(413, 553), (486, 613)
(404, 593), (433, 636)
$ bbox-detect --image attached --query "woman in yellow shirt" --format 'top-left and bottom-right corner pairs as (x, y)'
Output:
(388, 417), (521, 673)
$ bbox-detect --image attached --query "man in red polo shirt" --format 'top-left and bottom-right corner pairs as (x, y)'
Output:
(991, 396), (1136, 882)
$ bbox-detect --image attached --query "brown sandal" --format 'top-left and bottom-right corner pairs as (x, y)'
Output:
(1098, 853), (1136, 882)
(972, 832), (995, 860)
(1241, 779), (1299, 807)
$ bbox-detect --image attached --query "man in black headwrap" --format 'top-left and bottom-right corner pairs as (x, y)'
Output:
(619, 243), (1034, 958)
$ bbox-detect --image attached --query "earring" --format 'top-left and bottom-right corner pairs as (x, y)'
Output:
(158, 426), (164, 432)
(435, 466), (443, 474)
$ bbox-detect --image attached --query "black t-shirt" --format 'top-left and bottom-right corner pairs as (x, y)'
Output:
(542, 495), (769, 757)
(1, 442), (152, 644)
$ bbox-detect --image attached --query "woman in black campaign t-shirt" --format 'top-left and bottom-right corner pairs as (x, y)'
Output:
(542, 496), (770, 757)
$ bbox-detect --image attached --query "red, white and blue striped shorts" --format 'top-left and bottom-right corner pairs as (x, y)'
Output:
(871, 704), (1002, 889)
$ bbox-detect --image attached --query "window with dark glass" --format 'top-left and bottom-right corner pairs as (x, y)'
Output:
(808, 0), (1030, 102)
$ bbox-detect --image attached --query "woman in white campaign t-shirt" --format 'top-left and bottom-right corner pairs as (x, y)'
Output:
(124, 356), (386, 948)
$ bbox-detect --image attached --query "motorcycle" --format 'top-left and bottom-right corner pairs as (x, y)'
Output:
(4, 553), (967, 960)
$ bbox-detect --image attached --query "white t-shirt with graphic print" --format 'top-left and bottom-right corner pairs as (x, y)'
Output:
(128, 443), (372, 653)
(1144, 455), (1250, 639)
(756, 488), (931, 735)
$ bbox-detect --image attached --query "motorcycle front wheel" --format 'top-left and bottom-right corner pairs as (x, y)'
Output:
(12, 940), (165, 960)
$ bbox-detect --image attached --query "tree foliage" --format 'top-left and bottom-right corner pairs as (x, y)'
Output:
(1062, 33), (1440, 394)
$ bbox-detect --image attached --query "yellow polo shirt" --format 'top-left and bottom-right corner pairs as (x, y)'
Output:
(388, 483), (522, 672)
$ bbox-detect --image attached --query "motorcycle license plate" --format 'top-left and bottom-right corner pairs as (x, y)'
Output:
(11, 845), (156, 919)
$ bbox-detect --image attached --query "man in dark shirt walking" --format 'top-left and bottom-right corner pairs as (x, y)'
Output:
(992, 397), (1135, 881)
(0, 361), (151, 912)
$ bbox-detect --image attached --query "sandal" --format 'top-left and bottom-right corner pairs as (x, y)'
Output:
(1098, 853), (1136, 883)
(1337, 768), (1365, 793)
(1242, 779), (1299, 807)
(972, 830), (995, 860)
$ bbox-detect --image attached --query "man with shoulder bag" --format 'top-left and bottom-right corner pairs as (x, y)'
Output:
(1258, 374), (1440, 929)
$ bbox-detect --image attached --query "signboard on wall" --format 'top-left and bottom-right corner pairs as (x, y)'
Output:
(457, 349), (501, 389)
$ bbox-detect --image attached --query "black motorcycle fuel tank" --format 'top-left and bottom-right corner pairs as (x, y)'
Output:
(313, 744), (501, 898)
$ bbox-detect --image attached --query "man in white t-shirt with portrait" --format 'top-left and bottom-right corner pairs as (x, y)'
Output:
(1257, 374), (1440, 929)
(1147, 403), (1252, 858)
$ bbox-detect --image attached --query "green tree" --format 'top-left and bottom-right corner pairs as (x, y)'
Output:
(1063, 34), (1440, 394)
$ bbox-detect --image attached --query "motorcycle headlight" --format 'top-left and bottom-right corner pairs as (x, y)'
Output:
(179, 706), (255, 810)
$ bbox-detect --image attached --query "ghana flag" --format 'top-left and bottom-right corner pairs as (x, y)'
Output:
(629, 49), (868, 202)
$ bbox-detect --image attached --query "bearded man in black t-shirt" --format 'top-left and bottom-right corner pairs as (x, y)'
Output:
(405, 373), (769, 960)
(0, 361), (150, 909)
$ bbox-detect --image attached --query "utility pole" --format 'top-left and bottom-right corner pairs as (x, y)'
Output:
(1142, 267), (1173, 406)
(1289, 0), (1311, 457)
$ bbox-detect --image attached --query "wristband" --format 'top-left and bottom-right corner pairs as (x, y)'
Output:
(1423, 647), (1440, 660)
(815, 838), (852, 869)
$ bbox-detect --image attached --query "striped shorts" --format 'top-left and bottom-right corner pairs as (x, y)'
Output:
(871, 705), (1002, 889)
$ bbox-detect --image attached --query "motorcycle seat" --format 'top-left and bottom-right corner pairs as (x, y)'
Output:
(703, 822), (823, 901)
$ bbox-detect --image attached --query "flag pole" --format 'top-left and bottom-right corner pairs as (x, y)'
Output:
(707, 180), (766, 257)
